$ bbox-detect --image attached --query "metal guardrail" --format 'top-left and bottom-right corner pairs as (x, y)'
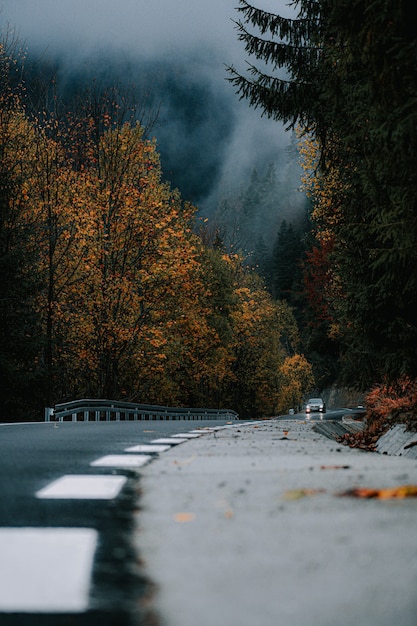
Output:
(45, 399), (239, 422)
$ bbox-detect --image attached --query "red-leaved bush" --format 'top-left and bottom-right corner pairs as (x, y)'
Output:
(340, 377), (417, 450)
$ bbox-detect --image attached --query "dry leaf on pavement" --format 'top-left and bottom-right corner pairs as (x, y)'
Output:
(283, 488), (325, 501)
(339, 485), (417, 499)
(174, 512), (196, 522)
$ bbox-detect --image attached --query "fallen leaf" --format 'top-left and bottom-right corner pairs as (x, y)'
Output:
(174, 512), (196, 522)
(172, 454), (197, 467)
(283, 488), (325, 501)
(339, 485), (417, 499)
(320, 465), (351, 470)
(224, 509), (234, 519)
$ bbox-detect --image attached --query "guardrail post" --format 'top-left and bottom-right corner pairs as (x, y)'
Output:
(44, 407), (54, 422)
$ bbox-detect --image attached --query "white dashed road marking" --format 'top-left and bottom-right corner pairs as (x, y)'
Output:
(0, 528), (97, 613)
(150, 438), (188, 445)
(90, 454), (151, 468)
(2, 430), (201, 613)
(35, 475), (127, 500)
(125, 444), (171, 453)
(190, 427), (217, 433)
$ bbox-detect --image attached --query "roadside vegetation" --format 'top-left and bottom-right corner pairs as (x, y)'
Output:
(229, 0), (417, 435)
(340, 379), (417, 450)
(0, 33), (313, 421)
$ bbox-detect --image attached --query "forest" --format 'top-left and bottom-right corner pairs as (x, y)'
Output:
(228, 0), (417, 423)
(4, 0), (415, 422)
(0, 33), (314, 421)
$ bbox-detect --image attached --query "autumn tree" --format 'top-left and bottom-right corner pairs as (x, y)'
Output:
(224, 256), (309, 417)
(50, 120), (186, 400)
(0, 37), (316, 419)
(279, 354), (314, 413)
(28, 104), (224, 406)
(192, 245), (238, 407)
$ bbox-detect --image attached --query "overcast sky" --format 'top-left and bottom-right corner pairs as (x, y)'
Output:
(0, 0), (293, 59)
(0, 0), (299, 211)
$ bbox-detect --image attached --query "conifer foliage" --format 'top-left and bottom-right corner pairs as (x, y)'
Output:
(230, 0), (417, 386)
(228, 0), (323, 131)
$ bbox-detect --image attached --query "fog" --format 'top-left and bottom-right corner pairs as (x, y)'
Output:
(1, 0), (295, 60)
(0, 0), (302, 216)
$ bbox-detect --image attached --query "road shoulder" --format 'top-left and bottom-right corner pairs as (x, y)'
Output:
(135, 419), (417, 626)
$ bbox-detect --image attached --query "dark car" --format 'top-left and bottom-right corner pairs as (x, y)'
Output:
(305, 398), (326, 416)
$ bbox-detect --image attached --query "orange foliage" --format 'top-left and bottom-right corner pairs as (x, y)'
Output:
(340, 377), (417, 450)
(1, 96), (315, 415)
(303, 239), (335, 324)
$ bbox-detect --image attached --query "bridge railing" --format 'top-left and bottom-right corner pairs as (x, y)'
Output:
(45, 399), (239, 422)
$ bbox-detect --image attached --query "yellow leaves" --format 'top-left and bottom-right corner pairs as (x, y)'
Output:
(3, 101), (315, 412)
(148, 328), (168, 351)
(278, 354), (314, 413)
(296, 125), (344, 244)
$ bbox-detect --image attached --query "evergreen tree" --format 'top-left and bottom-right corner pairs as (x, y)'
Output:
(228, 0), (325, 133)
(320, 0), (417, 383)
(271, 220), (303, 301)
(229, 0), (417, 385)
(252, 234), (269, 281)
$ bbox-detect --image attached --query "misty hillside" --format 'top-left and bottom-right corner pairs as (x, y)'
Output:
(18, 45), (309, 274)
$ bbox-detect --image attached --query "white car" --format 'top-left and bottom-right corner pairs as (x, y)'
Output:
(305, 398), (326, 416)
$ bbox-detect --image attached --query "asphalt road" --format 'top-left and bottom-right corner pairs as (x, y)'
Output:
(280, 407), (365, 421)
(0, 419), (231, 625)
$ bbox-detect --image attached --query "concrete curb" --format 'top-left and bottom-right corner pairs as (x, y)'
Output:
(376, 424), (417, 459)
(313, 420), (417, 459)
(312, 419), (365, 440)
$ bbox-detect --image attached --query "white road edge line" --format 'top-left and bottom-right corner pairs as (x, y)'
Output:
(35, 475), (127, 500)
(0, 527), (97, 613)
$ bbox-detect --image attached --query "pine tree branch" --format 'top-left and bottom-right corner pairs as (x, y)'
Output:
(234, 19), (321, 74)
(227, 63), (314, 129)
(236, 0), (320, 46)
